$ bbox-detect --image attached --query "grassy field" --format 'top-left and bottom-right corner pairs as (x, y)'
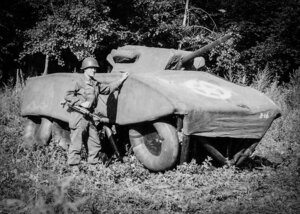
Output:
(0, 71), (299, 213)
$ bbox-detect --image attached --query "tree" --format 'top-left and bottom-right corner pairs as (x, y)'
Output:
(20, 0), (224, 73)
(20, 2), (117, 72)
(215, 0), (300, 81)
(15, 0), (299, 83)
(0, 0), (37, 84)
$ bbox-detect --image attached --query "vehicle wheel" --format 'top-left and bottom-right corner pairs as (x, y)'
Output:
(52, 120), (70, 150)
(23, 117), (40, 148)
(35, 117), (52, 146)
(129, 121), (179, 171)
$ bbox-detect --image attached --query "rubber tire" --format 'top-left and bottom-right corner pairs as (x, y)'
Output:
(129, 121), (179, 172)
(52, 120), (71, 150)
(35, 117), (52, 146)
(23, 117), (40, 148)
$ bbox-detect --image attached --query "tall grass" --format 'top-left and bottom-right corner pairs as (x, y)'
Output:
(0, 70), (299, 213)
(253, 68), (300, 166)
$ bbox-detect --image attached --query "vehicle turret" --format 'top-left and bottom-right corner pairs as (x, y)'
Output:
(107, 33), (232, 73)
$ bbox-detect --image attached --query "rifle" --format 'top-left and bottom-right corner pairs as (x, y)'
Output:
(62, 102), (121, 166)
(66, 104), (110, 124)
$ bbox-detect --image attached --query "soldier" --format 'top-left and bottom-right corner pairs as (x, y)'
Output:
(64, 57), (128, 173)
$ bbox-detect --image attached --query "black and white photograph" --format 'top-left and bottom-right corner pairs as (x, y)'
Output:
(0, 0), (299, 213)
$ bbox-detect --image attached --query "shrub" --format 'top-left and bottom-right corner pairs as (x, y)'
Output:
(254, 68), (300, 167)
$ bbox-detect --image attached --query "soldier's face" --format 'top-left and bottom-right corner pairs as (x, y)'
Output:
(84, 67), (96, 78)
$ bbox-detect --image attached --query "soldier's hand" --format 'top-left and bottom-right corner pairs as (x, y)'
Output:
(80, 101), (90, 108)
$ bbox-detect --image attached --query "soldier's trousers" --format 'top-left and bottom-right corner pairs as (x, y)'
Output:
(68, 117), (101, 165)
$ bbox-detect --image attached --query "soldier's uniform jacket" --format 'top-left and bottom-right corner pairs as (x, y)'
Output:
(65, 76), (122, 129)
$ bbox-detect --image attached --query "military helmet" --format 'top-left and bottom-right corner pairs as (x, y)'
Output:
(80, 57), (100, 70)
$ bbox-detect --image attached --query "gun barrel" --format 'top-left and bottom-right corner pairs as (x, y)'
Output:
(181, 33), (232, 65)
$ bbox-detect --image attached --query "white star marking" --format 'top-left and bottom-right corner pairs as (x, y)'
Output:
(183, 80), (231, 99)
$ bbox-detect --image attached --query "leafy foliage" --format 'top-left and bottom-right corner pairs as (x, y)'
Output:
(220, 0), (300, 81)
(20, 0), (231, 68)
(207, 33), (247, 83)
(0, 0), (37, 83)
(21, 2), (117, 65)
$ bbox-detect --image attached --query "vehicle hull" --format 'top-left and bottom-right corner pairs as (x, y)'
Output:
(21, 71), (280, 139)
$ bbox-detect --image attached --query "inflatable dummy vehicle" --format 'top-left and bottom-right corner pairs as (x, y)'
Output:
(21, 34), (281, 171)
